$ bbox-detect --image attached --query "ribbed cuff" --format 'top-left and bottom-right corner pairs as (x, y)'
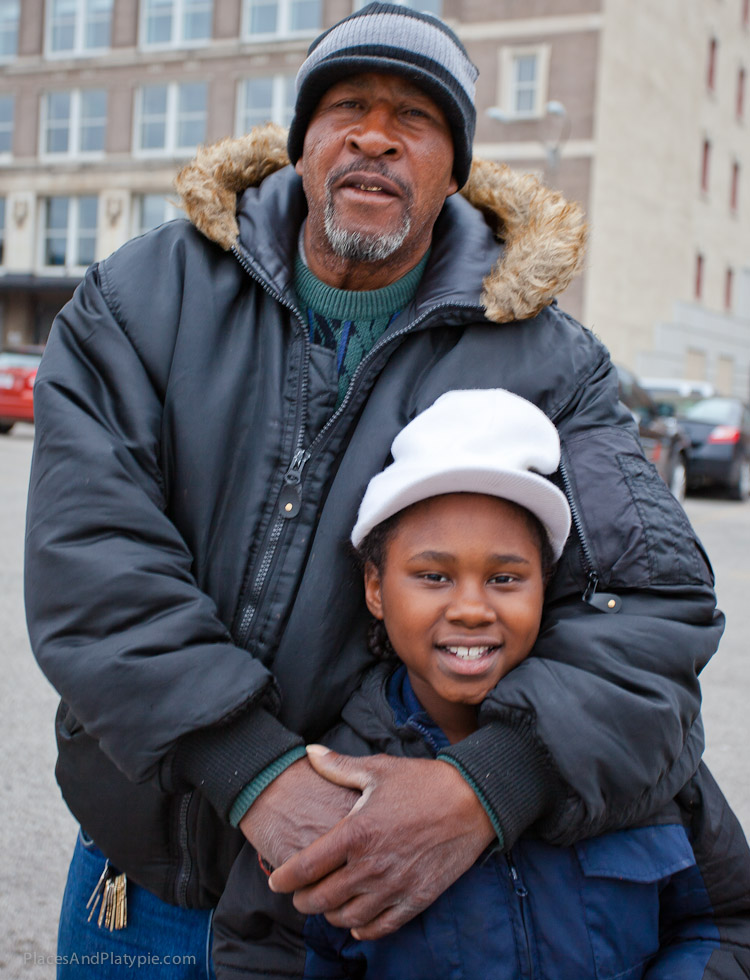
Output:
(169, 707), (305, 821)
(228, 746), (308, 827)
(437, 718), (561, 851)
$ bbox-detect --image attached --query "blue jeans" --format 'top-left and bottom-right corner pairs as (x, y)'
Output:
(57, 830), (216, 979)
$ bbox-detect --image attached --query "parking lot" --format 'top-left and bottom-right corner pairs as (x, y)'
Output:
(1, 422), (749, 978)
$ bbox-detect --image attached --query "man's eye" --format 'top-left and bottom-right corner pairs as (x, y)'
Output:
(420, 572), (448, 583)
(490, 574), (516, 585)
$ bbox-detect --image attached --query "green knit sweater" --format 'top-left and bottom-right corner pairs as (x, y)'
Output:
(294, 251), (429, 408)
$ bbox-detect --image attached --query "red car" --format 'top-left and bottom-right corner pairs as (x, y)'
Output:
(0, 346), (44, 434)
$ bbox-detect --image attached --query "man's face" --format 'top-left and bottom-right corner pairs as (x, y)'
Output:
(295, 72), (458, 268)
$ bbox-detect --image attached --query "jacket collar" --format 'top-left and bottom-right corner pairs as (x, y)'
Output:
(175, 123), (586, 324)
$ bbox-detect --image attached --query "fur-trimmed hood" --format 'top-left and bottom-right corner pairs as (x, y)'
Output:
(175, 123), (586, 324)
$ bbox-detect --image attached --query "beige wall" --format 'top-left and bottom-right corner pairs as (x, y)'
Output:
(585, 0), (750, 377)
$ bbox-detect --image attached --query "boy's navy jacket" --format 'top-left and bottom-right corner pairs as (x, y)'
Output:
(213, 665), (750, 979)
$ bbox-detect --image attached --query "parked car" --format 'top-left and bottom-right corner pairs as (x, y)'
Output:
(679, 396), (750, 501)
(616, 365), (691, 501)
(0, 346), (44, 434)
(640, 377), (716, 416)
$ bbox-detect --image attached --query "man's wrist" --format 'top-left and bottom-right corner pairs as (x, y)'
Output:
(167, 705), (305, 821)
(438, 718), (562, 851)
(229, 746), (308, 827)
(437, 754), (505, 847)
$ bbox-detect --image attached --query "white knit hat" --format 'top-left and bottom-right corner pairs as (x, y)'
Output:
(351, 388), (571, 560)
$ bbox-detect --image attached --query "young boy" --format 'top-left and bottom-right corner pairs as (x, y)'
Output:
(213, 389), (750, 979)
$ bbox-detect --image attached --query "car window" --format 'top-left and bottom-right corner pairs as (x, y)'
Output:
(683, 398), (738, 425)
(0, 352), (43, 370)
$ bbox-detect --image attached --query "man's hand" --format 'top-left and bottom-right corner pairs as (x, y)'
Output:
(267, 746), (496, 940)
(239, 756), (359, 868)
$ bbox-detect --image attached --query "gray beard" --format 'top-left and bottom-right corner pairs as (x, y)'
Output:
(323, 199), (412, 263)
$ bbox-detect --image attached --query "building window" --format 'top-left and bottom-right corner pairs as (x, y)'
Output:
(738, 67), (746, 120)
(0, 197), (5, 265)
(141, 0), (213, 47)
(42, 195), (98, 268)
(42, 89), (107, 157)
(726, 267), (734, 310)
(0, 0), (19, 59)
(0, 94), (13, 155)
(237, 75), (295, 133)
(353, 0), (441, 11)
(707, 37), (717, 92)
(46, 0), (113, 56)
(135, 82), (207, 155)
(133, 193), (181, 235)
(243, 0), (321, 39)
(499, 46), (550, 120)
(695, 253), (704, 301)
(730, 160), (740, 211)
(700, 138), (711, 192)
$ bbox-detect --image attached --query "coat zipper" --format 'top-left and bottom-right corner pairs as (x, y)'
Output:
(558, 454), (621, 613)
(505, 854), (534, 979)
(231, 240), (483, 648)
(174, 791), (193, 906)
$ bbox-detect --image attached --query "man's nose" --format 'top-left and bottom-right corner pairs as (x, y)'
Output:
(345, 106), (402, 158)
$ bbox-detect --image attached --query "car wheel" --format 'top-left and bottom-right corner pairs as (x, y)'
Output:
(0, 422), (14, 435)
(728, 456), (750, 501)
(669, 455), (687, 502)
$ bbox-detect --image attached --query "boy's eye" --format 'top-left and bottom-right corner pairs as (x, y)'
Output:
(419, 572), (449, 583)
(490, 574), (517, 585)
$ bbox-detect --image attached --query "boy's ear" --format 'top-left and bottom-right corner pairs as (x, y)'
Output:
(364, 562), (384, 620)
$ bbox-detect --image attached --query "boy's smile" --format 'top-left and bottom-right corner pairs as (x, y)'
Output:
(364, 493), (546, 743)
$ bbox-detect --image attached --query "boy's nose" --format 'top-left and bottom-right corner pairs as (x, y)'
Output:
(445, 588), (496, 627)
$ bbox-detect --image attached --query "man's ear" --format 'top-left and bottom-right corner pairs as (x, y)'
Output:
(364, 562), (384, 620)
(446, 174), (459, 198)
(295, 157), (304, 177)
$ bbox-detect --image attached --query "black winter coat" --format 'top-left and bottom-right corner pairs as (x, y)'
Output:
(25, 128), (722, 909)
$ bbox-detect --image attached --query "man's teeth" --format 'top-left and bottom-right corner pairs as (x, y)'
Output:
(444, 646), (492, 661)
(359, 184), (382, 191)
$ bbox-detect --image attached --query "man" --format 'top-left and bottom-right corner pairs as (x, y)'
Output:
(26, 4), (722, 977)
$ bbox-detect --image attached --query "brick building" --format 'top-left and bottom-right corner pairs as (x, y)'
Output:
(0, 1), (748, 394)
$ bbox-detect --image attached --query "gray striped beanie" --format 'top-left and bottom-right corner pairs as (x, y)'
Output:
(287, 2), (478, 188)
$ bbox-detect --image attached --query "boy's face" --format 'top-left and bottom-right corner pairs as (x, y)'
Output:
(364, 493), (545, 739)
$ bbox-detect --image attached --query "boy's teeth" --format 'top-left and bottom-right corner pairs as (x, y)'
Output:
(445, 646), (490, 660)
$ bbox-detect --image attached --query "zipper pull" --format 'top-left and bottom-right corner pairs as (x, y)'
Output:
(506, 857), (528, 898)
(279, 449), (311, 519)
(583, 571), (622, 613)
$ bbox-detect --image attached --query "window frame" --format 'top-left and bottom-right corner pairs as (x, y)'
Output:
(40, 88), (108, 160)
(0, 92), (13, 158)
(132, 192), (181, 236)
(700, 137), (711, 194)
(730, 159), (740, 212)
(45, 0), (113, 59)
(0, 196), (5, 266)
(38, 194), (99, 272)
(139, 0), (214, 50)
(738, 66), (746, 121)
(133, 80), (208, 157)
(236, 73), (296, 134)
(498, 44), (551, 121)
(707, 37), (718, 93)
(241, 0), (321, 42)
(0, 0), (20, 62)
(695, 252), (705, 301)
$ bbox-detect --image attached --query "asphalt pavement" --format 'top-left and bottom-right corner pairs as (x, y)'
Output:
(1, 423), (749, 978)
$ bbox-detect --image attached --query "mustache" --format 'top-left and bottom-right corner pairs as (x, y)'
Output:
(325, 162), (412, 202)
